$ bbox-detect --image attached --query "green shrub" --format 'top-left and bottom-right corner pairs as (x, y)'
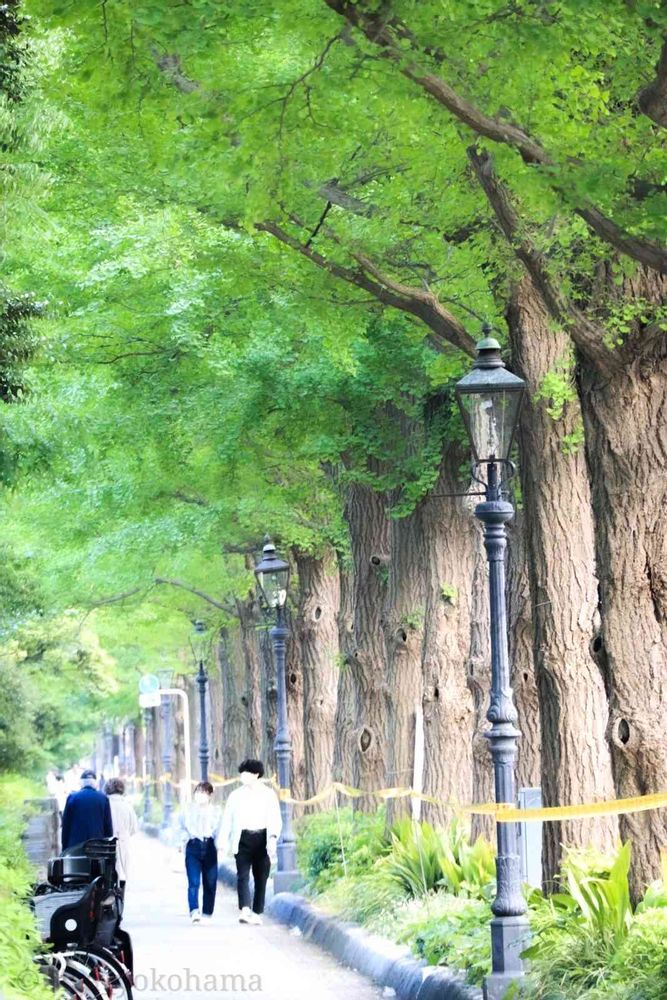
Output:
(0, 774), (54, 1000)
(385, 892), (493, 986)
(378, 816), (495, 901)
(296, 805), (388, 893)
(522, 842), (666, 1000)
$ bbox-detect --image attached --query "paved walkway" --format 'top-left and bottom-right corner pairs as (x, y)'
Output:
(123, 834), (383, 1000)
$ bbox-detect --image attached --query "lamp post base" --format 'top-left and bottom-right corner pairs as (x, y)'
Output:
(272, 869), (303, 894)
(483, 915), (530, 1000)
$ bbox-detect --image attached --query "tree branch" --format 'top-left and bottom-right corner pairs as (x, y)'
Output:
(467, 147), (618, 375)
(153, 577), (234, 613)
(323, 0), (667, 274)
(256, 220), (476, 356)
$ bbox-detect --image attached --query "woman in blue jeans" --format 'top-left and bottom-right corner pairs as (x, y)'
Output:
(179, 781), (223, 923)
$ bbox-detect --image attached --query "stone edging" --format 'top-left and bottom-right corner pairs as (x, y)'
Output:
(217, 860), (480, 1000)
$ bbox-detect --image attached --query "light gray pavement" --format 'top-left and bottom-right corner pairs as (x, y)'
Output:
(123, 834), (383, 1000)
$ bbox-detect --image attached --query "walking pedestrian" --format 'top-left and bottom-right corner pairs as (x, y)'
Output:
(61, 769), (113, 851)
(105, 778), (139, 896)
(220, 759), (282, 926)
(179, 781), (224, 924)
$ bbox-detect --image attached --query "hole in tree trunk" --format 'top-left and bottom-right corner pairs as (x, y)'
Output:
(370, 555), (381, 566)
(592, 634), (603, 653)
(434, 686), (440, 700)
(314, 606), (322, 621)
(359, 728), (373, 753)
(616, 718), (631, 745)
(523, 672), (529, 682)
(289, 673), (298, 685)
(399, 629), (407, 643)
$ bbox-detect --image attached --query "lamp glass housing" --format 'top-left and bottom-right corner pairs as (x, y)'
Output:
(254, 541), (290, 609)
(455, 337), (525, 463)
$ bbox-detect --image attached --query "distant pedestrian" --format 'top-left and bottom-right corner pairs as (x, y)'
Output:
(179, 781), (224, 923)
(220, 759), (282, 925)
(61, 769), (113, 851)
(105, 778), (139, 895)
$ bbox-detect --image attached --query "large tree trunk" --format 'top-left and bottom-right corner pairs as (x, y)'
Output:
(333, 555), (356, 785)
(344, 480), (390, 806)
(579, 269), (667, 896)
(218, 627), (248, 782)
(420, 449), (477, 828)
(384, 502), (426, 822)
(286, 607), (306, 811)
(259, 626), (277, 766)
(294, 548), (341, 803)
(208, 662), (224, 779)
(507, 515), (541, 791)
(467, 537), (494, 841)
(507, 276), (617, 886)
(235, 593), (263, 759)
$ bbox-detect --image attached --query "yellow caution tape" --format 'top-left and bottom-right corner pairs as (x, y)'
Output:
(129, 771), (667, 824)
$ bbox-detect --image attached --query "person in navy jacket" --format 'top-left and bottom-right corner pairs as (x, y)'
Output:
(61, 769), (113, 850)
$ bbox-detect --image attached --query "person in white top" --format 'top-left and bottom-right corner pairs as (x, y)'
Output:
(179, 781), (224, 923)
(220, 758), (282, 926)
(104, 778), (139, 896)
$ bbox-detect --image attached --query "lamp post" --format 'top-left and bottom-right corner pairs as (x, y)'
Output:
(456, 331), (529, 1000)
(192, 621), (210, 783)
(142, 707), (153, 825)
(254, 537), (299, 892)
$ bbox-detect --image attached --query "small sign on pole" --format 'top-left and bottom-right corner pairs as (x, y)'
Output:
(139, 691), (161, 709)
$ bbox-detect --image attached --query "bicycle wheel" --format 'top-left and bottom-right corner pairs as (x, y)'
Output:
(70, 947), (132, 1000)
(61, 959), (107, 1000)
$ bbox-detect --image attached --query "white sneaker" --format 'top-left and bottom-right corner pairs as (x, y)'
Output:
(248, 912), (263, 926)
(239, 907), (253, 924)
(190, 910), (201, 924)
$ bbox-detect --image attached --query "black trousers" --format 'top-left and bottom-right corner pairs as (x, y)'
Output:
(235, 829), (270, 914)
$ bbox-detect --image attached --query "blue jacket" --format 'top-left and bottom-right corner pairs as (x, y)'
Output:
(61, 786), (113, 850)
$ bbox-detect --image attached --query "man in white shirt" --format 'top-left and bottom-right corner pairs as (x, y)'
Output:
(179, 781), (224, 923)
(220, 759), (282, 925)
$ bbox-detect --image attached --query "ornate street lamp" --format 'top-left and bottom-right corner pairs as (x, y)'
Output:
(192, 620), (210, 783)
(456, 331), (529, 1000)
(254, 536), (299, 891)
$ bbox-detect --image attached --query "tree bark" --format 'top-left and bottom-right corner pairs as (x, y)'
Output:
(384, 502), (426, 822)
(294, 547), (341, 803)
(467, 536), (494, 842)
(420, 449), (477, 828)
(259, 625), (277, 765)
(235, 593), (263, 759)
(344, 479), (390, 806)
(285, 606), (306, 810)
(507, 277), (618, 885)
(218, 627), (248, 780)
(506, 515), (541, 792)
(333, 555), (356, 785)
(579, 270), (667, 896)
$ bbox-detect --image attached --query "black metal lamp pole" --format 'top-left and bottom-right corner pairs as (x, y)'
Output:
(272, 601), (297, 881)
(161, 696), (173, 827)
(254, 537), (299, 892)
(142, 707), (153, 825)
(193, 621), (210, 783)
(456, 332), (529, 1000)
